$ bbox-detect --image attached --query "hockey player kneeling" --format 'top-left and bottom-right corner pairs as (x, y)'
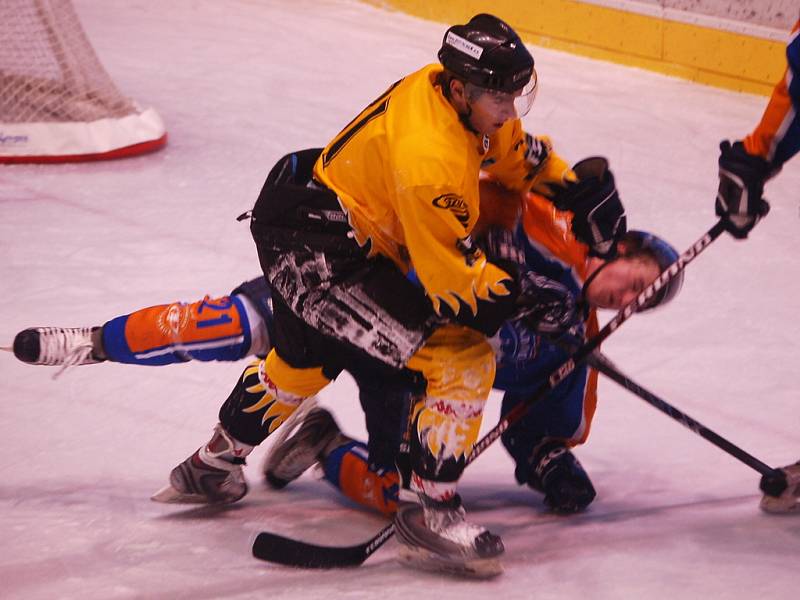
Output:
(262, 192), (685, 577)
(261, 220), (685, 524)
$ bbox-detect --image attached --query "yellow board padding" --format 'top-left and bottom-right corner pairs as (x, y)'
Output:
(361, 0), (787, 95)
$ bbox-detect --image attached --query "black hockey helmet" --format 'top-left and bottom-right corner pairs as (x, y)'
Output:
(438, 13), (535, 94)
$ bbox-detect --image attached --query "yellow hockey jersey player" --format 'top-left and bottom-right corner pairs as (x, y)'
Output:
(314, 61), (573, 324)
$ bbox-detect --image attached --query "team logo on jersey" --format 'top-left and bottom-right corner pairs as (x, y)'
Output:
(432, 193), (470, 228)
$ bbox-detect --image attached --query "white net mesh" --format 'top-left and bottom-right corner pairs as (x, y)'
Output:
(0, 0), (136, 123)
(0, 0), (166, 162)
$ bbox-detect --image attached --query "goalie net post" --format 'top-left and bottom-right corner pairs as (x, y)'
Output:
(0, 0), (167, 163)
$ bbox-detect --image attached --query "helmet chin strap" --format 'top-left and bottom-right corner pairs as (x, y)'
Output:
(439, 73), (482, 136)
(579, 258), (614, 308)
(458, 101), (479, 135)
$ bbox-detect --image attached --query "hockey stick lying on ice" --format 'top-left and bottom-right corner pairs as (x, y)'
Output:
(588, 352), (800, 513)
(252, 220), (727, 568)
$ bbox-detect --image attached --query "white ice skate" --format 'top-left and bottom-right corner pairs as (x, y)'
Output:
(394, 493), (504, 578)
(152, 424), (252, 505)
(12, 327), (103, 378)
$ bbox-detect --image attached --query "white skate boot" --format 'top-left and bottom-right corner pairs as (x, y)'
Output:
(394, 492), (505, 578)
(12, 327), (104, 378)
(152, 424), (253, 505)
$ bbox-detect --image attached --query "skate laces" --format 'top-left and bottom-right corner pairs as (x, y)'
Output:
(39, 327), (96, 379)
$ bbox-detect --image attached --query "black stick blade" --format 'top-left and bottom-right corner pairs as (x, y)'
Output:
(252, 532), (370, 568)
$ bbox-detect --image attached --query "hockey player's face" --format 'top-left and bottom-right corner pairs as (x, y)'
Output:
(466, 86), (521, 135)
(585, 257), (660, 310)
(460, 75), (537, 135)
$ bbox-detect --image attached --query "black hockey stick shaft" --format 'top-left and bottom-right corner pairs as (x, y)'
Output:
(589, 352), (775, 475)
(253, 220), (726, 568)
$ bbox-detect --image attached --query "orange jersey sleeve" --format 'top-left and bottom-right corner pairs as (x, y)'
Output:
(743, 19), (800, 169)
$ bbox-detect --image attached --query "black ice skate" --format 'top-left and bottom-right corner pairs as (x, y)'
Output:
(152, 424), (251, 505)
(394, 493), (504, 578)
(262, 406), (350, 489)
(12, 327), (104, 378)
(528, 440), (596, 513)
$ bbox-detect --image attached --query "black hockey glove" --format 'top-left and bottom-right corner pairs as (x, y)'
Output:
(716, 140), (772, 239)
(513, 270), (578, 336)
(479, 226), (526, 265)
(549, 157), (626, 259)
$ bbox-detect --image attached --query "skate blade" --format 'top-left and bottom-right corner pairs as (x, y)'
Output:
(397, 543), (503, 579)
(151, 484), (210, 504)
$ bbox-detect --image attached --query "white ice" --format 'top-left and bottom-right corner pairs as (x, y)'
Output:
(1, 1), (798, 598)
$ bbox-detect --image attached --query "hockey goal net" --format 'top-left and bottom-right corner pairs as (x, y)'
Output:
(0, 0), (167, 163)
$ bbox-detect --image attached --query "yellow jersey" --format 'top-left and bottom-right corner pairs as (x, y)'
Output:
(314, 63), (562, 319)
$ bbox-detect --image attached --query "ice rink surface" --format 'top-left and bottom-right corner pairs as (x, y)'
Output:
(1, 1), (798, 598)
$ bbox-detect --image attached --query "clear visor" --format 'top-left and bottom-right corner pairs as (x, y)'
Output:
(466, 68), (539, 119)
(512, 68), (538, 118)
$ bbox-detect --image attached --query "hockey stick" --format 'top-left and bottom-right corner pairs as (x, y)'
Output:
(587, 352), (796, 502)
(252, 521), (396, 568)
(252, 220), (726, 568)
(589, 352), (775, 476)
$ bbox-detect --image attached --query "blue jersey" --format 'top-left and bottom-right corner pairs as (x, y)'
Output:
(491, 194), (601, 476)
(492, 220), (586, 395)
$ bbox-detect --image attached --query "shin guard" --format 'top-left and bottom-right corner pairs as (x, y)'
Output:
(102, 294), (259, 365)
(322, 440), (400, 516)
(219, 350), (329, 447)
